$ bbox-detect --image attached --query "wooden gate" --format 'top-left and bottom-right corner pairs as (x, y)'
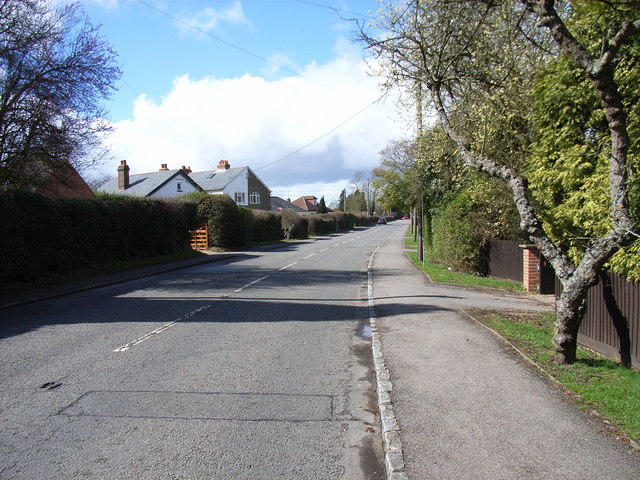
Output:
(189, 223), (209, 250)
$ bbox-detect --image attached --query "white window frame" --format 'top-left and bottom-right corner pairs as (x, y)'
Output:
(249, 191), (260, 204)
(234, 192), (246, 204)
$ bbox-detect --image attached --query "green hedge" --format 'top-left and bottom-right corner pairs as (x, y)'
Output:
(196, 194), (247, 248)
(250, 210), (283, 243)
(0, 190), (198, 284)
(429, 178), (523, 275)
(308, 214), (337, 235)
(0, 188), (368, 285)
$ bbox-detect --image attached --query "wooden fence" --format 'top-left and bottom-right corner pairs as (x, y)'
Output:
(562, 271), (640, 370)
(488, 239), (523, 283)
(489, 239), (638, 368)
(189, 224), (209, 251)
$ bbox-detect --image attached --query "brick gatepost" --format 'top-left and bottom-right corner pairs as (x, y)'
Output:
(522, 245), (540, 293)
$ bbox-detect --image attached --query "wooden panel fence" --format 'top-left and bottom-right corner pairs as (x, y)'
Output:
(575, 271), (639, 369)
(488, 240), (523, 283)
(189, 223), (209, 251)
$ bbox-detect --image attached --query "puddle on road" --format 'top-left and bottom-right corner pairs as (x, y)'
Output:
(356, 321), (373, 340)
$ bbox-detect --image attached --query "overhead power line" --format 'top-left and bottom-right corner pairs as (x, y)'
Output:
(134, 0), (333, 89)
(294, 0), (371, 19)
(132, 0), (391, 170)
(255, 92), (388, 171)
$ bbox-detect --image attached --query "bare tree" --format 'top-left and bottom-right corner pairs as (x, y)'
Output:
(358, 0), (639, 364)
(0, 0), (121, 189)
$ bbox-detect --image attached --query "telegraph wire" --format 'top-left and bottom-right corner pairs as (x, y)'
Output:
(294, 0), (371, 19)
(134, 0), (333, 89)
(131, 0), (395, 172)
(255, 91), (388, 171)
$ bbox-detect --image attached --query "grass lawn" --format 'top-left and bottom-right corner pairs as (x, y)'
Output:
(472, 310), (640, 446)
(404, 232), (523, 291)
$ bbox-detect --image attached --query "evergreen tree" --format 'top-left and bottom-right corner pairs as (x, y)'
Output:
(317, 196), (328, 214)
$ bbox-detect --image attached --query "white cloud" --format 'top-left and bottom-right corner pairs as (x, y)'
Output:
(263, 52), (298, 78)
(100, 43), (406, 204)
(179, 1), (249, 33)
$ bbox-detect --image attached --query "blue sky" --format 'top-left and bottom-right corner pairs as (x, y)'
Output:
(77, 0), (408, 204)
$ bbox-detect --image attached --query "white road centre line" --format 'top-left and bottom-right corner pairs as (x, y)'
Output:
(278, 261), (299, 271)
(113, 304), (212, 353)
(234, 275), (270, 293)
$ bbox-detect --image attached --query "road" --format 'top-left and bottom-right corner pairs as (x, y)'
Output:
(0, 224), (401, 479)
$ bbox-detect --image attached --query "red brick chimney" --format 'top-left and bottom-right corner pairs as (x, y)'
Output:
(117, 160), (130, 191)
(217, 159), (230, 170)
(159, 163), (169, 171)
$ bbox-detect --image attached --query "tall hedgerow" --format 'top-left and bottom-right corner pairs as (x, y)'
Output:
(196, 194), (246, 248)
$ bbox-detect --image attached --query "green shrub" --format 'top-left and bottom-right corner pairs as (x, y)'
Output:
(331, 211), (356, 231)
(353, 214), (374, 226)
(308, 214), (337, 235)
(430, 177), (523, 275)
(249, 209), (283, 243)
(280, 209), (308, 240)
(0, 189), (198, 284)
(196, 194), (246, 248)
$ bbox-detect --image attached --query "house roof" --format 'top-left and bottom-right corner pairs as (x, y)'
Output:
(36, 160), (96, 200)
(189, 167), (246, 192)
(190, 166), (272, 194)
(292, 196), (318, 212)
(270, 196), (305, 213)
(100, 169), (200, 197)
(99, 162), (272, 198)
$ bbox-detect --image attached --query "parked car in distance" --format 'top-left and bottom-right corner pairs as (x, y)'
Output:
(377, 217), (387, 225)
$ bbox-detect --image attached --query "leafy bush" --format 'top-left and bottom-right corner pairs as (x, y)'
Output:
(0, 189), (198, 284)
(430, 177), (523, 274)
(308, 214), (337, 235)
(331, 212), (356, 231)
(354, 214), (375, 226)
(250, 210), (283, 242)
(196, 194), (246, 248)
(280, 209), (308, 240)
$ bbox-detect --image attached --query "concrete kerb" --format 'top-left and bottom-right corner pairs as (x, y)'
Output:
(368, 237), (408, 480)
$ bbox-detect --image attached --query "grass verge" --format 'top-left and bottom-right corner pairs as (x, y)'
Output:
(472, 309), (640, 447)
(404, 233), (523, 291)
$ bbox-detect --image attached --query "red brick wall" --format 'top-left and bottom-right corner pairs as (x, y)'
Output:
(522, 247), (540, 293)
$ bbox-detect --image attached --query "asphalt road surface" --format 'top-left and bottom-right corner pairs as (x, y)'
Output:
(0, 224), (401, 479)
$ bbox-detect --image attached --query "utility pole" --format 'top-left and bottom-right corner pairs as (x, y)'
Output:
(418, 196), (424, 262)
(416, 79), (424, 262)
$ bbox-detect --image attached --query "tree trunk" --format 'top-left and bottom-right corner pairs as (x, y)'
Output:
(553, 295), (584, 364)
(553, 268), (600, 363)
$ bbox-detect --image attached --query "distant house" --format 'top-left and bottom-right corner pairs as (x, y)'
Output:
(99, 160), (272, 210)
(291, 195), (318, 213)
(99, 161), (202, 198)
(36, 159), (96, 200)
(190, 160), (271, 210)
(270, 196), (305, 213)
